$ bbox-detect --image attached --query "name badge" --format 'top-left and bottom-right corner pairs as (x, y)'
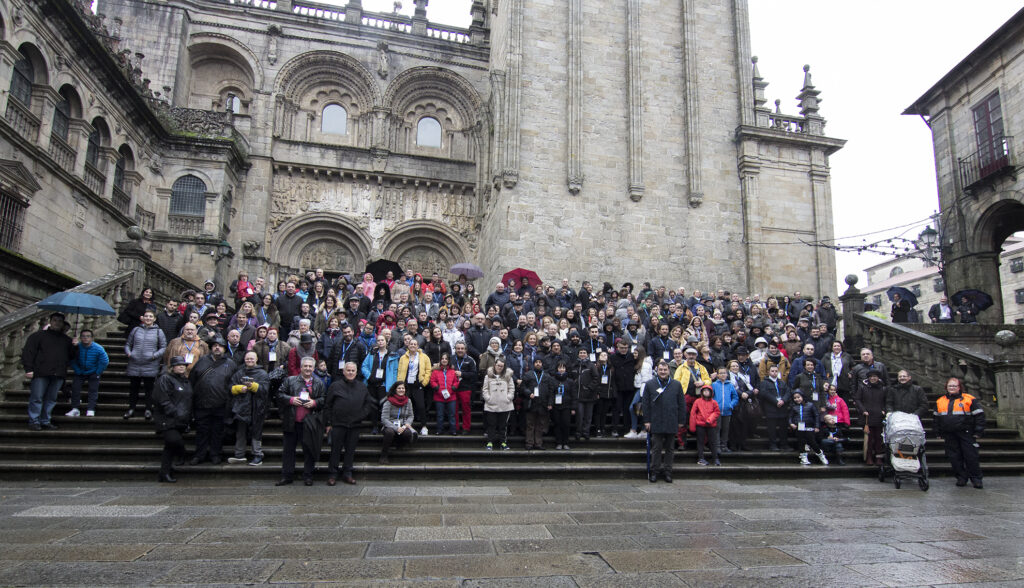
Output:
(299, 391), (309, 401)
(812, 392), (819, 402)
(601, 375), (609, 384)
(663, 351), (670, 360)
(339, 359), (344, 369)
(392, 420), (402, 428)
(268, 351), (276, 362)
(656, 387), (664, 394)
(441, 389), (450, 400)
(797, 422), (806, 431)
(631, 345), (637, 353)
(533, 387), (539, 397)
(407, 373), (416, 383)
(555, 394), (563, 405)
(376, 368), (384, 379)
(184, 353), (193, 364)
(589, 353), (596, 362)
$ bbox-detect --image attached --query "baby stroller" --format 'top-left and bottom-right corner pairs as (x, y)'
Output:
(878, 411), (929, 491)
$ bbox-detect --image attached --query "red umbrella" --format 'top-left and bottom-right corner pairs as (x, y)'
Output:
(501, 268), (542, 289)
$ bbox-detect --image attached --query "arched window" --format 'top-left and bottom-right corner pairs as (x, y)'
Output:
(321, 104), (347, 135)
(889, 266), (904, 278)
(416, 116), (442, 148)
(169, 175), (207, 217)
(85, 126), (101, 168)
(52, 98), (70, 141)
(113, 155), (126, 192)
(10, 52), (33, 107)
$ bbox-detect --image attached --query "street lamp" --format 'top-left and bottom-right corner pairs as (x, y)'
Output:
(917, 227), (939, 266)
(213, 240), (233, 261)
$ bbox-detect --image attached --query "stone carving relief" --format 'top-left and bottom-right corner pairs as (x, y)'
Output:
(377, 41), (390, 80)
(300, 241), (355, 271)
(242, 240), (262, 257)
(398, 247), (450, 278)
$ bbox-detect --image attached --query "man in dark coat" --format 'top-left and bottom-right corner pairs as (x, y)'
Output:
(21, 312), (75, 430)
(928, 296), (956, 323)
(816, 297), (839, 335)
(189, 336), (236, 465)
(275, 281), (304, 334)
(227, 351), (271, 466)
(276, 356), (326, 486)
(642, 361), (687, 483)
(323, 362), (376, 485)
(850, 348), (889, 385)
(464, 314), (493, 361)
(885, 370), (929, 417)
(890, 293), (911, 323)
(153, 356), (192, 483)
(760, 364), (792, 451)
(327, 325), (367, 381)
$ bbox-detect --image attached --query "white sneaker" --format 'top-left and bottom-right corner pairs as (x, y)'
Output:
(227, 457), (248, 464)
(65, 408), (80, 417)
(637, 431), (647, 440)
(799, 453), (811, 465)
(816, 451), (829, 465)
(420, 426), (429, 436)
(85, 410), (95, 417)
(623, 431), (638, 439)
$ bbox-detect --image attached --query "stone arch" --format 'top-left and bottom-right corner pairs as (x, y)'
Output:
(383, 66), (483, 159)
(186, 41), (257, 112)
(275, 51), (380, 108)
(269, 212), (372, 273)
(13, 41), (49, 87)
(55, 83), (83, 118)
(380, 220), (470, 277)
(971, 192), (1024, 252)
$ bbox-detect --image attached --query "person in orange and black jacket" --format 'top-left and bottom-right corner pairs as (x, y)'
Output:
(935, 377), (986, 489)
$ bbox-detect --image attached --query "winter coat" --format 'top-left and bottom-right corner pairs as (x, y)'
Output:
(397, 351), (432, 387)
(124, 325), (167, 377)
(590, 363), (616, 400)
(275, 293), (304, 332)
(164, 337), (209, 375)
(759, 377), (793, 418)
(519, 370), (553, 414)
(362, 349), (400, 391)
(323, 376), (376, 428)
(189, 355), (236, 410)
(788, 401), (820, 430)
(430, 367), (461, 402)
(156, 310), (181, 344)
(465, 325), (494, 360)
(478, 348), (502, 378)
(71, 342), (109, 376)
(228, 365), (270, 424)
(327, 338), (368, 378)
(793, 371), (827, 404)
(786, 355), (824, 387)
(673, 362), (711, 395)
(450, 353), (478, 392)
(423, 340), (453, 367)
(381, 397), (414, 430)
(254, 305), (280, 329)
(152, 371), (192, 432)
(850, 361), (889, 387)
(711, 380), (739, 417)
(853, 378), (887, 427)
(935, 393), (986, 437)
(689, 397), (721, 432)
(252, 339), (290, 372)
(608, 352), (637, 392)
(548, 373), (576, 410)
(823, 352), (855, 394)
(277, 375), (326, 456)
(482, 367), (516, 413)
(21, 328), (75, 377)
(821, 394), (851, 426)
(287, 346), (318, 377)
(318, 329), (344, 364)
(641, 378), (687, 434)
(885, 382), (929, 417)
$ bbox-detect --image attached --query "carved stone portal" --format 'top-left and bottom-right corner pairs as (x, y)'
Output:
(299, 241), (356, 271)
(397, 247), (450, 278)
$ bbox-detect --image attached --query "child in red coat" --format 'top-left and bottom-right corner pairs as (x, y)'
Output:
(689, 384), (722, 466)
(429, 353), (460, 435)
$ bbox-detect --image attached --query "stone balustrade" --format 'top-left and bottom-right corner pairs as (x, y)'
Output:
(167, 214), (204, 236)
(83, 163), (106, 197)
(47, 136), (77, 173)
(4, 100), (41, 143)
(112, 186), (131, 216)
(767, 112), (806, 134)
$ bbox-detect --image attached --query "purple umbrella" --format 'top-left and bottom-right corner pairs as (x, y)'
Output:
(450, 263), (484, 280)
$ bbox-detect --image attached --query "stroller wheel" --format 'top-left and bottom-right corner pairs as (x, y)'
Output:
(878, 468), (885, 482)
(894, 478), (901, 489)
(919, 478), (929, 492)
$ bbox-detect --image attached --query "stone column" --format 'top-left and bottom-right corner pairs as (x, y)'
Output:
(345, 0), (362, 23)
(681, 0), (702, 207)
(733, 0), (754, 127)
(115, 239), (151, 297)
(32, 86), (61, 151)
(839, 274), (866, 351)
(100, 146), (119, 201)
(738, 153), (761, 295)
(412, 0), (428, 36)
(500, 0), (523, 189)
(625, 0), (644, 202)
(810, 160), (837, 299)
(0, 41), (19, 116)
(946, 251), (1003, 324)
(68, 119), (93, 178)
(566, 0), (583, 195)
(993, 330), (1024, 434)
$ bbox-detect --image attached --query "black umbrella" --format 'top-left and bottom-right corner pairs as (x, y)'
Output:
(365, 259), (404, 283)
(951, 289), (994, 311)
(886, 286), (918, 308)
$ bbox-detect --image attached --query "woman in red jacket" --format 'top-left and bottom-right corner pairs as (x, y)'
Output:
(689, 384), (721, 466)
(429, 352), (460, 436)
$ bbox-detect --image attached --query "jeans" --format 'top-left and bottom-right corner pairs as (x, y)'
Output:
(234, 421), (264, 459)
(28, 376), (63, 425)
(281, 420), (317, 482)
(629, 389), (643, 431)
(70, 374), (100, 412)
(435, 400), (456, 434)
(327, 425), (359, 478)
(576, 402), (595, 438)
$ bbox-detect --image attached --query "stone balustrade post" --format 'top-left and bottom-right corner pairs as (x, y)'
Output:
(115, 239), (150, 298)
(345, 0), (362, 23)
(993, 330), (1024, 435)
(839, 274), (865, 351)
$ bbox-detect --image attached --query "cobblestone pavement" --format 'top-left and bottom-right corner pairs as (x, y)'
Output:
(1, 476), (1023, 586)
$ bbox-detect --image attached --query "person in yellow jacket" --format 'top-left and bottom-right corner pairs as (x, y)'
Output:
(673, 347), (711, 396)
(397, 339), (433, 436)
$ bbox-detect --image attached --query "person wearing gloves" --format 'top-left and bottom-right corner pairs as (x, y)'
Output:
(323, 362), (376, 486)
(152, 356), (192, 483)
(935, 377), (985, 488)
(711, 367), (739, 453)
(227, 351), (271, 466)
(379, 382), (415, 463)
(789, 391), (828, 465)
(689, 384), (721, 466)
(482, 357), (516, 450)
(429, 352), (461, 436)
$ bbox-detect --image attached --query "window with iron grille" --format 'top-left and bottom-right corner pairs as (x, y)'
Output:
(1011, 257), (1023, 273)
(973, 92), (1004, 168)
(169, 175), (207, 217)
(0, 189), (28, 252)
(10, 54), (33, 107)
(911, 284), (921, 297)
(933, 278), (945, 293)
(872, 295), (882, 307)
(113, 156), (126, 192)
(1016, 289), (1024, 305)
(52, 99), (70, 141)
(85, 127), (100, 168)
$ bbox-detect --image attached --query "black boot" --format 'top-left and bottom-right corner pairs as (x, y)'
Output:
(158, 472), (177, 483)
(836, 450), (846, 466)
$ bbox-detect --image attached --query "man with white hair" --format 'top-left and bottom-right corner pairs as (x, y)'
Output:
(276, 356), (325, 486)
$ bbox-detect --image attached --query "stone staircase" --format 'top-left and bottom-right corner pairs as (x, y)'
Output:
(2, 331), (1024, 481)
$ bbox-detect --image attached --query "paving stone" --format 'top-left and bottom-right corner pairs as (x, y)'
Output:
(495, 536), (639, 553)
(573, 572), (689, 587)
(0, 544), (154, 561)
(724, 519), (822, 533)
(14, 505), (168, 517)
(725, 532), (813, 547)
(47, 515), (187, 530)
(546, 523), (641, 538)
(778, 542), (923, 565)
(404, 553), (612, 579)
(253, 515), (348, 527)
(271, 559), (405, 582)
(647, 521), (733, 535)
(0, 562), (178, 585)
(346, 514), (442, 527)
(57, 529), (201, 544)
(397, 526), (473, 541)
(141, 543), (263, 560)
(675, 564), (880, 587)
(176, 515), (263, 529)
(921, 538), (1024, 558)
(634, 533), (736, 550)
(470, 525), (552, 540)
(846, 558), (1024, 586)
(258, 541), (367, 560)
(569, 511), (677, 525)
(492, 502), (617, 513)
(367, 540), (494, 558)
(461, 576), (579, 588)
(711, 547), (804, 568)
(0, 529), (78, 543)
(415, 486), (512, 496)
(153, 560), (283, 584)
(442, 513), (573, 526)
(598, 549), (733, 573)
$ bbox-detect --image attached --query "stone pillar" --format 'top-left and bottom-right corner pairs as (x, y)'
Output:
(115, 239), (151, 297)
(839, 274), (866, 351)
(752, 57), (770, 128)
(946, 251), (1003, 324)
(345, 0), (362, 23)
(100, 146), (119, 200)
(681, 0), (702, 207)
(625, 0), (644, 202)
(68, 118), (93, 178)
(566, 0), (583, 195)
(33, 86), (61, 151)
(469, 0), (487, 45)
(0, 41), (19, 116)
(412, 0), (428, 36)
(993, 330), (1024, 435)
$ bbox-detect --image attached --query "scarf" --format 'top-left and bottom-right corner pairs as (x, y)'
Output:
(388, 394), (409, 407)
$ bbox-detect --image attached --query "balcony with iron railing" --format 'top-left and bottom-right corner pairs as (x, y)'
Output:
(959, 135), (1016, 192)
(3, 99), (40, 142)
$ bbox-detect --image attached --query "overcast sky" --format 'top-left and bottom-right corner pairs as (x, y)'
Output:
(362, 1), (1022, 292)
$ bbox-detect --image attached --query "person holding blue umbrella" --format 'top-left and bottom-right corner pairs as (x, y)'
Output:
(21, 313), (75, 430)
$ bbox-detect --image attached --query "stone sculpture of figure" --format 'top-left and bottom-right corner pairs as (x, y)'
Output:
(377, 41), (390, 79)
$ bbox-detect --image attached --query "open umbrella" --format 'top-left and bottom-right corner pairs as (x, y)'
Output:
(886, 286), (918, 308)
(501, 268), (542, 289)
(450, 262), (484, 280)
(951, 289), (994, 311)
(36, 291), (116, 334)
(364, 259), (404, 283)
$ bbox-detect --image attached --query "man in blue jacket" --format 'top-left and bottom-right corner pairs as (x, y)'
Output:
(21, 312), (75, 430)
(67, 329), (109, 417)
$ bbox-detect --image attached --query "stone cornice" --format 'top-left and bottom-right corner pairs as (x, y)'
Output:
(734, 125), (846, 156)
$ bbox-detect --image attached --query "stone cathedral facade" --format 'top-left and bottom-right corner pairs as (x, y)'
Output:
(0, 0), (844, 308)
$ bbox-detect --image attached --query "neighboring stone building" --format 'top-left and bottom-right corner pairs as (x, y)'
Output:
(0, 0), (845, 313)
(904, 6), (1024, 323)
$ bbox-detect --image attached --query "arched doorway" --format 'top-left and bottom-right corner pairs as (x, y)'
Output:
(268, 213), (372, 278)
(951, 195), (1024, 323)
(380, 220), (470, 280)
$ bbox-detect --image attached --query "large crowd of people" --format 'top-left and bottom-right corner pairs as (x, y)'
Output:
(19, 269), (985, 488)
